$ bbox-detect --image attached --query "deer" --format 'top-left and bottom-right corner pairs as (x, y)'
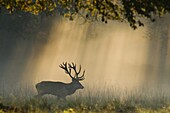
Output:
(35, 62), (85, 100)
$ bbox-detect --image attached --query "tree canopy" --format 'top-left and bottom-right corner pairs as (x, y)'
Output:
(0, 0), (170, 29)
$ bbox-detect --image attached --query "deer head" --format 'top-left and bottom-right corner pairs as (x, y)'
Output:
(59, 62), (85, 89)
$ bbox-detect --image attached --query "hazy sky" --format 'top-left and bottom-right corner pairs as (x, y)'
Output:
(0, 13), (170, 95)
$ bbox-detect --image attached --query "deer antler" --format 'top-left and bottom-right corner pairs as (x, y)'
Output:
(78, 70), (85, 81)
(59, 62), (74, 79)
(59, 62), (85, 81)
(68, 62), (85, 81)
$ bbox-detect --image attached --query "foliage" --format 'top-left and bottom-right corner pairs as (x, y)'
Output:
(0, 0), (170, 29)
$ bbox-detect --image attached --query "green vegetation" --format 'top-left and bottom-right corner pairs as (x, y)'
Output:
(0, 0), (170, 29)
(1, 88), (170, 113)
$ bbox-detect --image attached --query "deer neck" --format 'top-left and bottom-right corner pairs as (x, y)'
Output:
(66, 82), (78, 93)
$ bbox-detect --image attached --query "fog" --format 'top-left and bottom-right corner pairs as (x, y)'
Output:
(0, 13), (170, 96)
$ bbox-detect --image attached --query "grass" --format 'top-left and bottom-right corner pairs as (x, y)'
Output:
(1, 87), (170, 113)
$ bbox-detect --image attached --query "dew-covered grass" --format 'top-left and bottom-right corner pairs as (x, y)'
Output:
(1, 86), (170, 113)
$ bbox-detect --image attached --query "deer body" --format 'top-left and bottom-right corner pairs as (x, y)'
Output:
(36, 80), (84, 99)
(35, 62), (85, 99)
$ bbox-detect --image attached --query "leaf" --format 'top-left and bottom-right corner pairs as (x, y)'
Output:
(6, 4), (11, 9)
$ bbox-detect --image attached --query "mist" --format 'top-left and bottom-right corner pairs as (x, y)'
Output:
(0, 13), (170, 96)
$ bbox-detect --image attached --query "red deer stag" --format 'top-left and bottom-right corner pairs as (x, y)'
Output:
(35, 62), (85, 99)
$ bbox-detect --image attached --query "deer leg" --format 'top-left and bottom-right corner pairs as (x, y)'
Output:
(57, 96), (66, 101)
(61, 97), (66, 101)
(35, 92), (46, 98)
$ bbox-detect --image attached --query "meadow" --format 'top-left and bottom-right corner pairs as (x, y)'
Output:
(1, 87), (170, 113)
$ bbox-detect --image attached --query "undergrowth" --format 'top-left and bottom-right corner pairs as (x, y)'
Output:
(0, 87), (170, 113)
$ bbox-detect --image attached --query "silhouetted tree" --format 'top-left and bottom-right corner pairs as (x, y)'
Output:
(0, 0), (170, 29)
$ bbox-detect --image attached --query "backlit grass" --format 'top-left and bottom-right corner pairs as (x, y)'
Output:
(1, 87), (170, 113)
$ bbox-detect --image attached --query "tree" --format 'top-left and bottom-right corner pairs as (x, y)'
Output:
(0, 0), (170, 29)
